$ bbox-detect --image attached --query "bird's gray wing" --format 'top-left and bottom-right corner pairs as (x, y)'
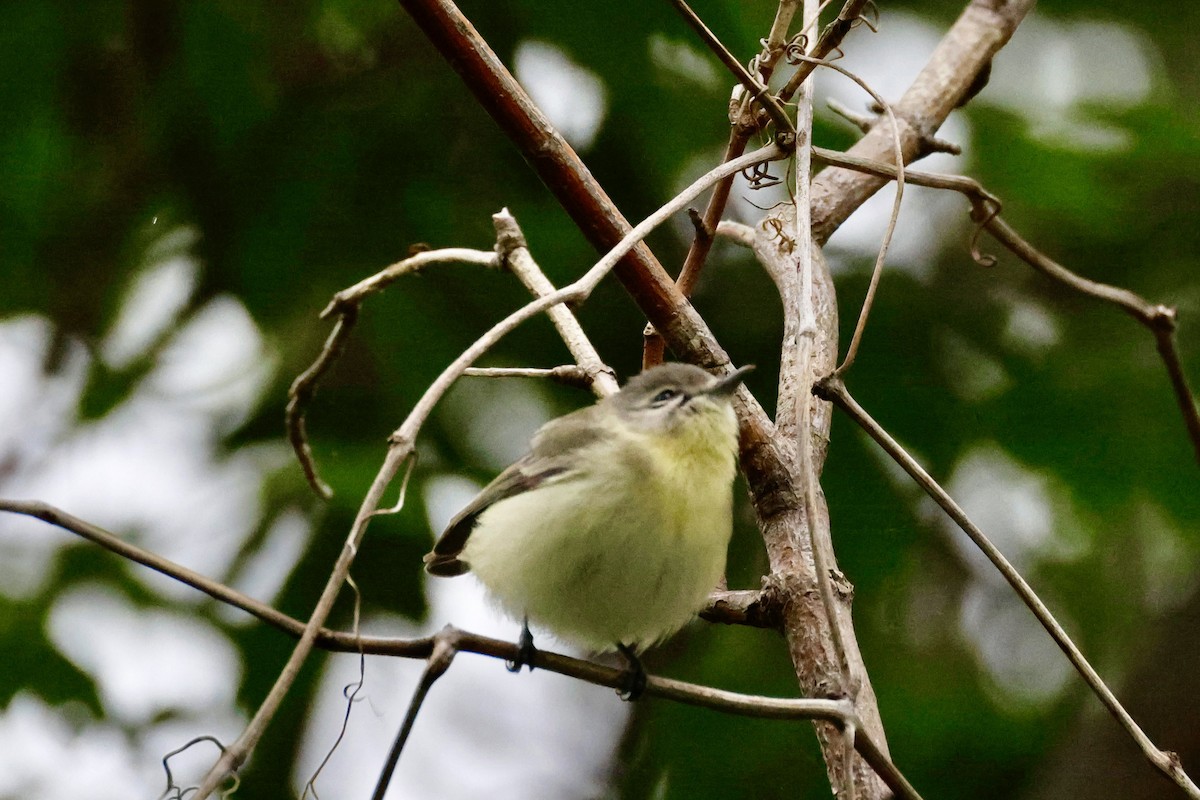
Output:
(423, 403), (605, 577)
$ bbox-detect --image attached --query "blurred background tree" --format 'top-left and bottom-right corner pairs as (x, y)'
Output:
(0, 1), (1197, 798)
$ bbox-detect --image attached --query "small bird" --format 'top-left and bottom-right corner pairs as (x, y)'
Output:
(424, 362), (751, 696)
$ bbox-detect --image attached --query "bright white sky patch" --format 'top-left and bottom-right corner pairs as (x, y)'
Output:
(0, 217), (286, 792)
(514, 40), (607, 151)
(48, 585), (241, 724)
(149, 294), (277, 434)
(986, 16), (1157, 151)
(960, 581), (1075, 706)
(0, 693), (146, 800)
(1002, 299), (1061, 357)
(927, 443), (1088, 579)
(648, 33), (719, 88)
(922, 444), (1091, 706)
(219, 506), (313, 625)
(101, 225), (199, 369)
(438, 374), (554, 472)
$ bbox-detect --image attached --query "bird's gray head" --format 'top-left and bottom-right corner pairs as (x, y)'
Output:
(612, 363), (753, 432)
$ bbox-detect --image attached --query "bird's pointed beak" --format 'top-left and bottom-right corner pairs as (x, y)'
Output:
(701, 364), (755, 398)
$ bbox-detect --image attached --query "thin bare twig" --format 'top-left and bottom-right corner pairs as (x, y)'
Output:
(644, 132), (751, 369)
(321, 248), (500, 317)
(371, 633), (457, 800)
(158, 736), (233, 800)
(491, 209), (618, 397)
(643, 0), (863, 369)
(287, 309), (357, 500)
(813, 375), (1200, 800)
(0, 498), (922, 800)
(666, 0), (796, 139)
(778, 0), (874, 103)
(287, 248), (499, 498)
(806, 147), (1200, 466)
(785, 52), (906, 374)
(642, 0), (811, 370)
(762, 0), (802, 69)
(462, 365), (594, 389)
(981, 217), (1200, 466)
(715, 220), (758, 248)
(390, 142), (784, 455)
(301, 576), (367, 800)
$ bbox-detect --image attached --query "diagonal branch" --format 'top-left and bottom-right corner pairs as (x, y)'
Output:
(665, 0), (796, 137)
(643, 0), (871, 369)
(809, 0), (1036, 244)
(778, 0), (875, 103)
(807, 147), (1200, 466)
(813, 376), (1200, 799)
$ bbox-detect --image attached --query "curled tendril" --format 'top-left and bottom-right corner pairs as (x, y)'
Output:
(742, 161), (782, 190)
(853, 1), (881, 32)
(160, 736), (231, 800)
(763, 217), (796, 254)
(968, 199), (1003, 267)
(747, 53), (764, 79)
(783, 33), (810, 65)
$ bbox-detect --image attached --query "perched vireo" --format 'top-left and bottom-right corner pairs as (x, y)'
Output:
(425, 362), (752, 695)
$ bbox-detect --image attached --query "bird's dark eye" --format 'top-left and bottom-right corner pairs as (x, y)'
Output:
(651, 389), (678, 405)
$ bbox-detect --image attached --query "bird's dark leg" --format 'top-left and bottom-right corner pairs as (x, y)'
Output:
(506, 619), (537, 673)
(615, 643), (647, 701)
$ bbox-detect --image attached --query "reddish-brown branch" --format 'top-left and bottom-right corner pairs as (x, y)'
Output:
(643, 129), (751, 369)
(397, 0), (689, 333)
(394, 1), (1038, 797)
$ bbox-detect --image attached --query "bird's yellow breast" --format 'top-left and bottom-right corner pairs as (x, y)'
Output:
(461, 403), (740, 651)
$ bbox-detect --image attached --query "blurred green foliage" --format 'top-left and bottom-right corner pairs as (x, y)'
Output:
(1, 0), (1198, 798)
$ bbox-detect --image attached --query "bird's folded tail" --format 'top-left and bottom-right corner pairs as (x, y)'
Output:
(423, 551), (470, 577)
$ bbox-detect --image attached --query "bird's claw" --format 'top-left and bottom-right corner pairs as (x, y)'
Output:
(616, 643), (647, 701)
(507, 621), (537, 673)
